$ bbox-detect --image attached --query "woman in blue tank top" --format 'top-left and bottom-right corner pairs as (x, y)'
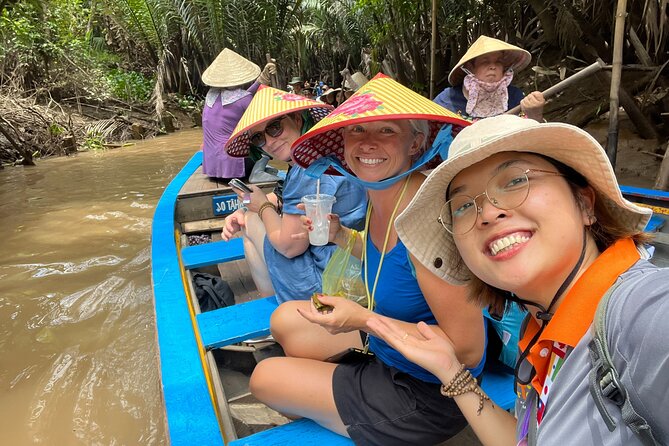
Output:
(248, 74), (486, 446)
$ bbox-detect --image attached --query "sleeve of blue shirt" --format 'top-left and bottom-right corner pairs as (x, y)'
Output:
(281, 167), (340, 216)
(433, 87), (467, 116)
(281, 167), (367, 230)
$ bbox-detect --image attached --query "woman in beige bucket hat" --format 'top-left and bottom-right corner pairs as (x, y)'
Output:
(369, 115), (669, 445)
(434, 35), (545, 122)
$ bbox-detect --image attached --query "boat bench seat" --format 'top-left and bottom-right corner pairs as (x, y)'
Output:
(197, 296), (279, 350)
(181, 237), (245, 269)
(646, 215), (665, 232)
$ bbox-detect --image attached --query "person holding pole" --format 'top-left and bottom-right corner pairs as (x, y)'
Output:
(434, 36), (545, 122)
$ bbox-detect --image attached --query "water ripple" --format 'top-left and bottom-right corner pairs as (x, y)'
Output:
(16, 256), (125, 278)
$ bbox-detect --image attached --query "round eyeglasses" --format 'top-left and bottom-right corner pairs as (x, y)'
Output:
(437, 166), (564, 235)
(249, 116), (287, 148)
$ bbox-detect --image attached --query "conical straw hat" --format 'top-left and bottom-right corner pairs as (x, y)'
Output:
(291, 73), (469, 175)
(350, 72), (369, 91)
(448, 36), (531, 86)
(319, 87), (341, 102)
(225, 86), (333, 157)
(202, 48), (261, 88)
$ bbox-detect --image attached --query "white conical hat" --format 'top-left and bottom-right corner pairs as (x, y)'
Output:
(202, 48), (261, 88)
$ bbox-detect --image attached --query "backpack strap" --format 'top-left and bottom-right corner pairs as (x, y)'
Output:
(588, 285), (660, 446)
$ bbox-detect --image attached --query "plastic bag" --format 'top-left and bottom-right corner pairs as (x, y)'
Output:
(321, 231), (367, 307)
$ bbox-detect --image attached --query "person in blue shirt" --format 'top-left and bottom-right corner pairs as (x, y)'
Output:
(222, 86), (367, 303)
(434, 35), (545, 122)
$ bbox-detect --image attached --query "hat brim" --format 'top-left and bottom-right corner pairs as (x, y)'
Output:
(226, 105), (332, 158)
(395, 122), (652, 285)
(291, 73), (470, 176)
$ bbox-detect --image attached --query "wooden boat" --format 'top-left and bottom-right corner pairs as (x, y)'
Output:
(151, 151), (669, 445)
(151, 151), (357, 445)
(620, 185), (669, 266)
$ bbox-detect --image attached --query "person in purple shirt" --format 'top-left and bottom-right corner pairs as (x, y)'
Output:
(201, 48), (276, 179)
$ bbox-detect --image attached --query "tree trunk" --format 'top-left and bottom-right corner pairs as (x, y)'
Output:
(430, 0), (437, 98)
(628, 27), (653, 66)
(606, 0), (628, 167)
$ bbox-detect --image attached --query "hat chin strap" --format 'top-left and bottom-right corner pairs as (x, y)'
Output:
(512, 228), (588, 385)
(304, 125), (454, 191)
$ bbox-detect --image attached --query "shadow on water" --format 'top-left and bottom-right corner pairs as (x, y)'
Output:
(0, 130), (202, 444)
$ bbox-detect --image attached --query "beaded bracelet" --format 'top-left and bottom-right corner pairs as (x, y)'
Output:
(258, 201), (277, 221)
(440, 364), (491, 415)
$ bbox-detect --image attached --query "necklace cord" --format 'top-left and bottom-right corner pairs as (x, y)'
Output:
(362, 175), (412, 315)
(514, 228), (588, 385)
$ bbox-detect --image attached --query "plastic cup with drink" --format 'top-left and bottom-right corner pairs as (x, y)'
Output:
(301, 194), (336, 246)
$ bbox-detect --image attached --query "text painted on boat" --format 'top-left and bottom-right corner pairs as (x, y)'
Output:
(213, 194), (241, 216)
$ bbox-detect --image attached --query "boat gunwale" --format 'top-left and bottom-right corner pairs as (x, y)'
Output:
(151, 150), (227, 446)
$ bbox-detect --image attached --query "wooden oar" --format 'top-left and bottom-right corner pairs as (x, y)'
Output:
(506, 59), (606, 115)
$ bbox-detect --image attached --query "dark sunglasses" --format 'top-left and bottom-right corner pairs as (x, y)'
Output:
(249, 116), (287, 148)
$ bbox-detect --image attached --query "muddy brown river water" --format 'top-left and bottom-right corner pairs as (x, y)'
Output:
(0, 130), (202, 445)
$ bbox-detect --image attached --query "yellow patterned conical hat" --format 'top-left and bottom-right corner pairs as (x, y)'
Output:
(448, 35), (531, 86)
(291, 73), (469, 174)
(225, 85), (333, 157)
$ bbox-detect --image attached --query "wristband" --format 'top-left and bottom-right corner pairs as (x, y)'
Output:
(258, 201), (277, 221)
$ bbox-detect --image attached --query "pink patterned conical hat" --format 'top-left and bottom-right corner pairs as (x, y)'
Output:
(291, 73), (469, 175)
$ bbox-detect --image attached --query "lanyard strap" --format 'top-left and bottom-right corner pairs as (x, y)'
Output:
(362, 175), (411, 313)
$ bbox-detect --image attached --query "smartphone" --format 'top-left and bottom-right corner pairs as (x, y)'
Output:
(311, 293), (334, 313)
(229, 178), (253, 194)
(326, 348), (375, 364)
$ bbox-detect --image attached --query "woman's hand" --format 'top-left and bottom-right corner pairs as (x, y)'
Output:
(520, 91), (545, 122)
(292, 203), (343, 244)
(367, 317), (462, 383)
(222, 209), (246, 241)
(231, 184), (268, 213)
(297, 294), (368, 335)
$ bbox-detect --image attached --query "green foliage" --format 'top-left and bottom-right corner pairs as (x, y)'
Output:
(49, 122), (64, 136)
(106, 69), (154, 102)
(174, 94), (199, 111)
(82, 131), (106, 151)
(2, 0), (667, 111)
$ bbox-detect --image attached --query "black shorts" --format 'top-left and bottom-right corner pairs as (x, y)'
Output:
(332, 356), (467, 446)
